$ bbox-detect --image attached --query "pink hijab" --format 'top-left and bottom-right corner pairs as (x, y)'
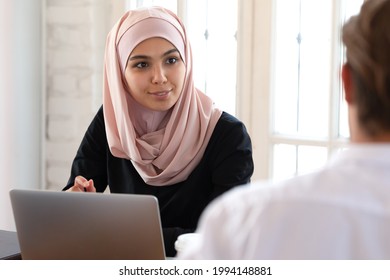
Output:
(103, 7), (222, 186)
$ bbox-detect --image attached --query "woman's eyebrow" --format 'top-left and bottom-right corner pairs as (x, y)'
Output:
(128, 54), (148, 61)
(162, 48), (179, 57)
(128, 48), (179, 61)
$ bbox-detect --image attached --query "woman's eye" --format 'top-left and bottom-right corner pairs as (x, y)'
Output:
(134, 62), (148, 68)
(166, 57), (178, 64)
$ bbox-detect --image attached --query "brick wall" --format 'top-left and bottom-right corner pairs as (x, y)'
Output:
(45, 0), (120, 190)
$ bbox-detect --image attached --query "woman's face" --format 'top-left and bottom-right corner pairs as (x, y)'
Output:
(124, 37), (186, 111)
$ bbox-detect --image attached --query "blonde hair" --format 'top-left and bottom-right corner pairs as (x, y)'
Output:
(342, 0), (390, 135)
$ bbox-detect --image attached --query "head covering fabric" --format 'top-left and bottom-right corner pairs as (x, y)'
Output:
(103, 6), (222, 186)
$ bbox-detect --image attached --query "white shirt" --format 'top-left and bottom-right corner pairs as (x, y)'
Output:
(178, 144), (390, 259)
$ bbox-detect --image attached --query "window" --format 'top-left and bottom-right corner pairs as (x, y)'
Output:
(269, 0), (364, 181)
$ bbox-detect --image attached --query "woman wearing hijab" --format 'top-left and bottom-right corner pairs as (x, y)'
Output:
(64, 6), (254, 256)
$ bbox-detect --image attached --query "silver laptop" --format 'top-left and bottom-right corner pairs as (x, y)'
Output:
(9, 189), (166, 260)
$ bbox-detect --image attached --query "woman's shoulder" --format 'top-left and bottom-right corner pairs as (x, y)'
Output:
(96, 105), (104, 119)
(91, 105), (105, 125)
(219, 111), (241, 122)
(209, 111), (251, 146)
(83, 105), (106, 136)
(216, 111), (245, 127)
(214, 111), (248, 134)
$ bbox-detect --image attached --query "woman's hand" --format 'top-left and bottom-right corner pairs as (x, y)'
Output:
(66, 175), (96, 192)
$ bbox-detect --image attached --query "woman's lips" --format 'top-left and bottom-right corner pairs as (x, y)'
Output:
(149, 89), (172, 97)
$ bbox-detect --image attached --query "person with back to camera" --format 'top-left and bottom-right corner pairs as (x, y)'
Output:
(63, 6), (254, 257)
(178, 0), (390, 259)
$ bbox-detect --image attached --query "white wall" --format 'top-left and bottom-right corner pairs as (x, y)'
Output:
(44, 0), (121, 190)
(0, 0), (43, 230)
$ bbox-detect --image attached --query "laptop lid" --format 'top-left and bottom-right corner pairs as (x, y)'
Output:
(9, 189), (166, 260)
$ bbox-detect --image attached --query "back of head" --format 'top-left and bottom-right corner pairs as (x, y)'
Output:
(342, 0), (390, 136)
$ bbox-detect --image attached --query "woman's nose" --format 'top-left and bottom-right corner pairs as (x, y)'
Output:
(152, 65), (167, 84)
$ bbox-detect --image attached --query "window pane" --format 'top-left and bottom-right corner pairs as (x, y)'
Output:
(298, 0), (332, 137)
(273, 0), (332, 137)
(297, 145), (327, 174)
(273, 0), (300, 135)
(339, 92), (350, 138)
(273, 144), (297, 181)
(186, 0), (208, 93)
(273, 144), (327, 182)
(187, 0), (238, 115)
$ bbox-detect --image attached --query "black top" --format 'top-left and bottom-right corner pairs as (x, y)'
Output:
(64, 106), (254, 256)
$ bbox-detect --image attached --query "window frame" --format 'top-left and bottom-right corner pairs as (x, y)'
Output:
(237, 0), (354, 181)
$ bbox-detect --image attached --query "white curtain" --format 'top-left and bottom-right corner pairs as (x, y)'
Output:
(0, 0), (43, 231)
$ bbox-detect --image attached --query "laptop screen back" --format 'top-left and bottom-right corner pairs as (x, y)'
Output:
(9, 189), (165, 260)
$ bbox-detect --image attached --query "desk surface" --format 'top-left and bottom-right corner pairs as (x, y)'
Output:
(0, 230), (21, 260)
